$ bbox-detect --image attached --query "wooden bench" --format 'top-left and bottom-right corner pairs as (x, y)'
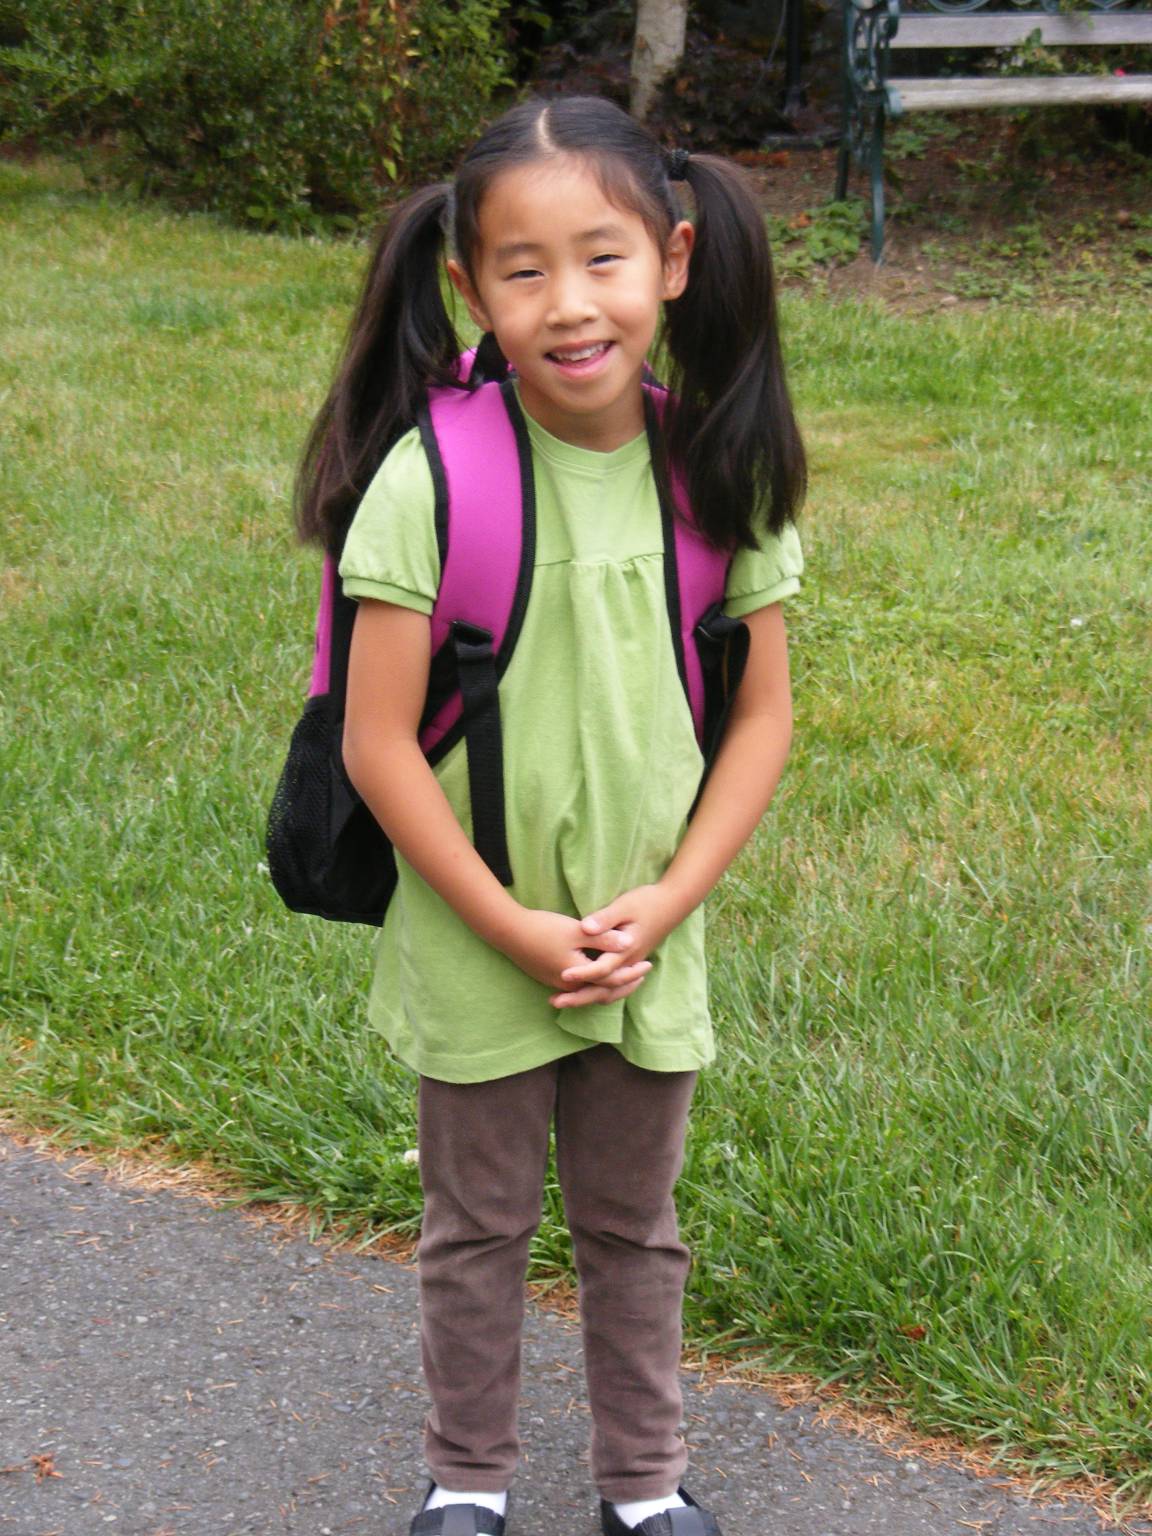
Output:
(833, 0), (1152, 261)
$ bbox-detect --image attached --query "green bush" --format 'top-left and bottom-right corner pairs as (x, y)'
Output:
(0, 0), (509, 230)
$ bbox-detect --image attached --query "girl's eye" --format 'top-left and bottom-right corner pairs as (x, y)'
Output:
(590, 253), (621, 267)
(508, 268), (542, 281)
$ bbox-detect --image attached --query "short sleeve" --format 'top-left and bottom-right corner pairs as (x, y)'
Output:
(338, 425), (441, 615)
(723, 515), (804, 619)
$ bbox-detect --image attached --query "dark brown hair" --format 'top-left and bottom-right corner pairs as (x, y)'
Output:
(295, 95), (807, 556)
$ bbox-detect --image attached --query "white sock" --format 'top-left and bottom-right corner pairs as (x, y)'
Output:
(612, 1492), (687, 1528)
(424, 1484), (508, 1518)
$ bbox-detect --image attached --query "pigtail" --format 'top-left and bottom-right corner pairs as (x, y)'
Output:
(293, 183), (459, 555)
(661, 154), (807, 549)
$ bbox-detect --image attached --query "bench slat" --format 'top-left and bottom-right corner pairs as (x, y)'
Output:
(889, 73), (1152, 110)
(894, 13), (1152, 48)
(838, 0), (1152, 261)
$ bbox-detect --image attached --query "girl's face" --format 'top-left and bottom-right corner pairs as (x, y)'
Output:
(447, 155), (693, 452)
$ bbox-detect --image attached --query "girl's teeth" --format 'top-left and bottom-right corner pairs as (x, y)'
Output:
(552, 343), (608, 362)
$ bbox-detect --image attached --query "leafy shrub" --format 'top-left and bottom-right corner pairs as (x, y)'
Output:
(0, 0), (509, 230)
(647, 25), (796, 149)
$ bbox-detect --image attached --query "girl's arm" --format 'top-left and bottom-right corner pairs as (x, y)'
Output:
(660, 600), (794, 923)
(342, 598), (524, 951)
(342, 598), (644, 997)
(563, 602), (793, 984)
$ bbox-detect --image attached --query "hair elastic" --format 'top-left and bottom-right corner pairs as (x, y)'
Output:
(664, 147), (691, 182)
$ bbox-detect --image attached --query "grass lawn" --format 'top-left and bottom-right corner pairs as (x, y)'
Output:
(2, 155), (1151, 1515)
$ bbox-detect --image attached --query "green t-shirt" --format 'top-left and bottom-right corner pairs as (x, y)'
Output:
(339, 382), (804, 1083)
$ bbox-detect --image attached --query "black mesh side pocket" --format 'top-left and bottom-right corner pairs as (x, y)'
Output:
(265, 692), (396, 926)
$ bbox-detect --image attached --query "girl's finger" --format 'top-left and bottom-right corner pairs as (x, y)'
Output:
(580, 930), (629, 959)
(550, 972), (649, 1007)
(561, 951), (629, 984)
(602, 962), (652, 987)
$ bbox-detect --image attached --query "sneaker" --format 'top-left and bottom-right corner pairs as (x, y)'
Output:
(599, 1485), (721, 1536)
(409, 1480), (510, 1536)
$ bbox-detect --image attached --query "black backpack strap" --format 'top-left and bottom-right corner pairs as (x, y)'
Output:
(451, 619), (514, 886)
(325, 537), (364, 796)
(325, 582), (357, 713)
(414, 377), (538, 888)
(686, 601), (750, 822)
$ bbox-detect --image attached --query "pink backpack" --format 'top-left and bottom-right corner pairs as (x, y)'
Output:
(266, 361), (750, 926)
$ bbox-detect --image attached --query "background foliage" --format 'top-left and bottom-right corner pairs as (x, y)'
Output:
(0, 0), (509, 230)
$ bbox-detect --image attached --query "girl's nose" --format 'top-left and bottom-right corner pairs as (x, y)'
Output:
(545, 273), (598, 329)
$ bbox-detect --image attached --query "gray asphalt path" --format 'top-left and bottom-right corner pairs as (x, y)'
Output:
(2, 1132), (1146, 1536)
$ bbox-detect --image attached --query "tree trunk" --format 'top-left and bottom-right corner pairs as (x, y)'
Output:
(630, 0), (688, 121)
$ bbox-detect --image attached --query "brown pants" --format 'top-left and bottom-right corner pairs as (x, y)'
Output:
(415, 1042), (698, 1502)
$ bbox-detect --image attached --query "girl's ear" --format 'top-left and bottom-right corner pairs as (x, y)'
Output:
(661, 219), (695, 303)
(446, 257), (493, 333)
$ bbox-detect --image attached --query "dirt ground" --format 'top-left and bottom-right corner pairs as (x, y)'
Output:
(737, 109), (1152, 310)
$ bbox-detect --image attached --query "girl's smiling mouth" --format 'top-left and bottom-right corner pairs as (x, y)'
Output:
(545, 340), (615, 376)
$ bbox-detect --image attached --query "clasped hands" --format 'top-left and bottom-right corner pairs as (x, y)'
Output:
(500, 882), (684, 1009)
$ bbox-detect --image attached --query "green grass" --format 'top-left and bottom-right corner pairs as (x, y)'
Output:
(3, 154), (1151, 1514)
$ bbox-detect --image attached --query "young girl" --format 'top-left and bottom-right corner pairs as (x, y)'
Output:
(294, 94), (806, 1536)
